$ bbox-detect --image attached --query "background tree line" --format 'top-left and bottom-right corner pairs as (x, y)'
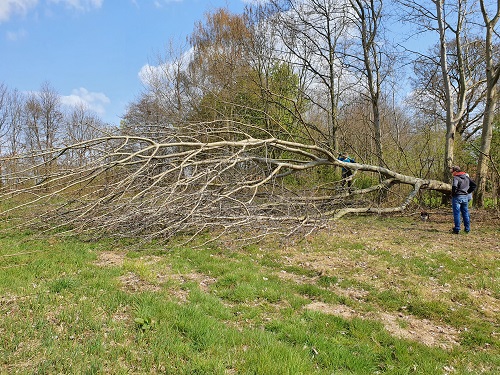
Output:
(1, 0), (499, 217)
(0, 82), (108, 182)
(122, 0), (499, 208)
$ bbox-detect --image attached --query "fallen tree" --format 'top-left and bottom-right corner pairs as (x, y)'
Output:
(0, 128), (451, 242)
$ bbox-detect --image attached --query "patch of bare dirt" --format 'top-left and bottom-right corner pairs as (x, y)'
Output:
(159, 272), (216, 289)
(305, 301), (460, 349)
(278, 270), (370, 302)
(157, 272), (217, 296)
(94, 251), (126, 267)
(119, 272), (161, 293)
(111, 305), (131, 323)
(152, 271), (217, 302)
(94, 251), (217, 300)
(469, 290), (500, 321)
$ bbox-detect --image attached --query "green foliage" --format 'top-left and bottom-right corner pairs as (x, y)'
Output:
(191, 61), (308, 145)
(134, 317), (154, 332)
(351, 174), (380, 190)
(417, 190), (445, 208)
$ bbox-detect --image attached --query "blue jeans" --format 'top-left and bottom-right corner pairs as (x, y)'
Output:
(452, 195), (470, 232)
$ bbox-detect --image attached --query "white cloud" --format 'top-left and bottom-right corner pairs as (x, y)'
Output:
(154, 0), (183, 8)
(138, 64), (154, 85)
(47, 0), (103, 12)
(0, 0), (102, 23)
(6, 28), (28, 41)
(60, 87), (110, 115)
(0, 0), (38, 23)
(138, 47), (193, 86)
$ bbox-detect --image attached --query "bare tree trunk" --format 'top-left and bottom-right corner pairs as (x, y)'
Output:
(435, 0), (471, 203)
(474, 0), (500, 207)
(437, 0), (454, 181)
(476, 93), (497, 207)
(349, 0), (386, 167)
(266, 0), (352, 152)
(398, 0), (472, 202)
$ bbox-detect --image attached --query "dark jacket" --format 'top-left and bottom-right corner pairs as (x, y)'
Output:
(452, 172), (476, 196)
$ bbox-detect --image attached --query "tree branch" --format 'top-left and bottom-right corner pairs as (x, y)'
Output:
(0, 133), (451, 241)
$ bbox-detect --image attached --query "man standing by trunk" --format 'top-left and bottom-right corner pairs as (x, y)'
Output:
(451, 166), (476, 234)
(338, 152), (355, 187)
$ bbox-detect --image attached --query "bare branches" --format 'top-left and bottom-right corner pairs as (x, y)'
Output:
(0, 127), (451, 242)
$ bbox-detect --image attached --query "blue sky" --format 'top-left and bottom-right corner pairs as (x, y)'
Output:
(0, 0), (253, 125)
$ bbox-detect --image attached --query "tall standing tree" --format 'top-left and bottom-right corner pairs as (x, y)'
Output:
(3, 88), (24, 157)
(0, 83), (8, 140)
(0, 83), (8, 185)
(475, 0), (500, 207)
(0, 88), (25, 184)
(398, 0), (478, 195)
(265, 0), (355, 152)
(121, 93), (173, 140)
(188, 8), (254, 123)
(23, 82), (63, 153)
(410, 40), (486, 143)
(240, 5), (313, 143)
(64, 104), (107, 167)
(23, 83), (63, 180)
(136, 39), (195, 135)
(185, 7), (308, 145)
(346, 0), (390, 166)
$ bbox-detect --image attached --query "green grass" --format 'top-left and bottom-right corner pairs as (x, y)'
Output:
(1, 213), (499, 374)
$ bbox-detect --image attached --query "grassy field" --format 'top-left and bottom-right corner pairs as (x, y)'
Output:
(1, 210), (499, 374)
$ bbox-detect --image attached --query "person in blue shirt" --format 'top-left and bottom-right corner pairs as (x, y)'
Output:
(338, 152), (355, 187)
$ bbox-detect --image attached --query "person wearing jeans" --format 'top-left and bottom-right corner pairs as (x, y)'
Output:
(451, 166), (476, 234)
(452, 195), (470, 234)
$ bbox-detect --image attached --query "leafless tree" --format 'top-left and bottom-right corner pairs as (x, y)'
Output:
(398, 0), (479, 189)
(0, 83), (8, 139)
(131, 38), (195, 139)
(23, 83), (63, 153)
(0, 123), (451, 242)
(263, 0), (356, 152)
(475, 0), (500, 207)
(345, 0), (392, 167)
(63, 104), (109, 167)
(410, 40), (486, 141)
(5, 89), (24, 158)
(22, 83), (64, 182)
(0, 83), (9, 185)
(121, 93), (174, 140)
(0, 87), (25, 185)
